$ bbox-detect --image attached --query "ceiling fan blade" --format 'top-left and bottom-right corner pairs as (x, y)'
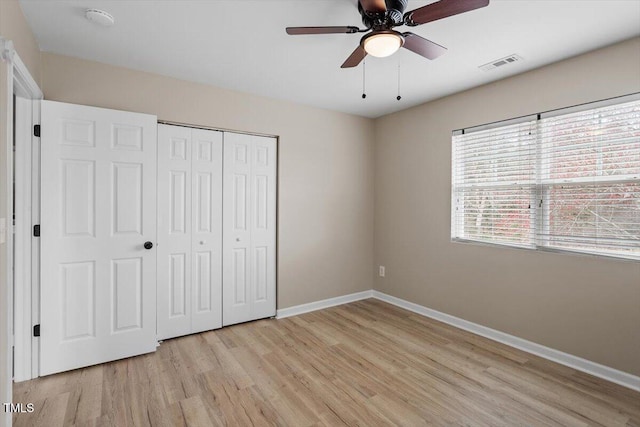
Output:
(341, 45), (368, 68)
(404, 0), (489, 26)
(402, 32), (447, 60)
(359, 0), (387, 13)
(286, 26), (360, 35)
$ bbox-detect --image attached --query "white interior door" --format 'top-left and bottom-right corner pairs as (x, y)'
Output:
(223, 132), (277, 326)
(40, 101), (158, 376)
(157, 125), (222, 340)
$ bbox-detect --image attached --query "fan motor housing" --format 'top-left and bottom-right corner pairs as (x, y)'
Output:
(359, 0), (409, 28)
(386, 0), (409, 24)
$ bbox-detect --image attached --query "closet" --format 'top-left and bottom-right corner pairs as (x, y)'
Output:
(157, 125), (277, 338)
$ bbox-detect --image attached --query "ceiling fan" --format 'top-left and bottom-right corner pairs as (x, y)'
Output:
(286, 0), (489, 68)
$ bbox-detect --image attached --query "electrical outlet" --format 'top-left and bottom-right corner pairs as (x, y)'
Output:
(379, 265), (385, 277)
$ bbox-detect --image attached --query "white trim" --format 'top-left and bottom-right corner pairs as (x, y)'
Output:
(0, 38), (43, 392)
(371, 291), (640, 392)
(10, 48), (42, 100)
(276, 290), (373, 319)
(13, 97), (33, 382)
(12, 97), (40, 381)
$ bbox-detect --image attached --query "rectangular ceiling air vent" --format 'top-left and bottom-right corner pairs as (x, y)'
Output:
(479, 54), (524, 71)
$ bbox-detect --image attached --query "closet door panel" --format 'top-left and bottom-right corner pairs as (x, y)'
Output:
(223, 133), (253, 326)
(223, 133), (277, 326)
(157, 124), (192, 340)
(250, 136), (277, 319)
(191, 129), (223, 333)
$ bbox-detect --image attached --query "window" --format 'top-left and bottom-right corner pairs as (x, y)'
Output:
(452, 94), (640, 260)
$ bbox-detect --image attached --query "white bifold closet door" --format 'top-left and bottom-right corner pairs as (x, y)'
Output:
(40, 101), (158, 376)
(223, 132), (277, 326)
(157, 124), (223, 340)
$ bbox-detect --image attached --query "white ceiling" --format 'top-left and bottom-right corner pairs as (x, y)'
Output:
(19, 0), (640, 118)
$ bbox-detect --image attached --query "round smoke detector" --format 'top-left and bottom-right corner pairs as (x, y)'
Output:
(85, 9), (115, 27)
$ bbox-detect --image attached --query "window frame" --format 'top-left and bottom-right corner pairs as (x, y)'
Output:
(451, 93), (640, 261)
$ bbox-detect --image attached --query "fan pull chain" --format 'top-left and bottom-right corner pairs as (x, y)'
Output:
(397, 62), (402, 101)
(362, 59), (367, 99)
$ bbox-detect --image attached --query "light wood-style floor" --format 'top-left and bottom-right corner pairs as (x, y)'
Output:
(13, 299), (640, 426)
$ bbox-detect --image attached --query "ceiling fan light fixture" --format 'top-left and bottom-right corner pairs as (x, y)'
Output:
(362, 31), (404, 58)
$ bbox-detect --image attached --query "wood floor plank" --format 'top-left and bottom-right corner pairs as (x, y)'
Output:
(13, 299), (640, 426)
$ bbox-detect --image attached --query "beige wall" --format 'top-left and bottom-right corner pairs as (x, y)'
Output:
(0, 0), (41, 82)
(42, 52), (376, 310)
(374, 37), (640, 376)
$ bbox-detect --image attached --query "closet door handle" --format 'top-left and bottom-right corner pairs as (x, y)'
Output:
(144, 241), (153, 250)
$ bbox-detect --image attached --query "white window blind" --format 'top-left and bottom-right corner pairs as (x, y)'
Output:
(539, 99), (640, 258)
(452, 118), (537, 248)
(452, 95), (640, 260)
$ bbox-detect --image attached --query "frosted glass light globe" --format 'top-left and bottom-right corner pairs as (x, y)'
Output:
(363, 33), (402, 57)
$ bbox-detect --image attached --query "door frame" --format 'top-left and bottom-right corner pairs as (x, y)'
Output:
(13, 96), (41, 382)
(1, 38), (43, 392)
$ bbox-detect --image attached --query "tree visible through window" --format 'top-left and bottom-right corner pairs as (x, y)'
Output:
(452, 95), (640, 260)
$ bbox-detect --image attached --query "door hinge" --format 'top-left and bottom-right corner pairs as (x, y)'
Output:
(33, 224), (40, 237)
(33, 324), (40, 337)
(33, 124), (41, 137)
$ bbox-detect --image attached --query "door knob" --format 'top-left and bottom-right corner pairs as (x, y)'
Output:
(144, 241), (153, 250)
(200, 240), (206, 245)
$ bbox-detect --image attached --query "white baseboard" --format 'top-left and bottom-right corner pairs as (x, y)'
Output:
(371, 291), (640, 392)
(276, 290), (373, 319)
